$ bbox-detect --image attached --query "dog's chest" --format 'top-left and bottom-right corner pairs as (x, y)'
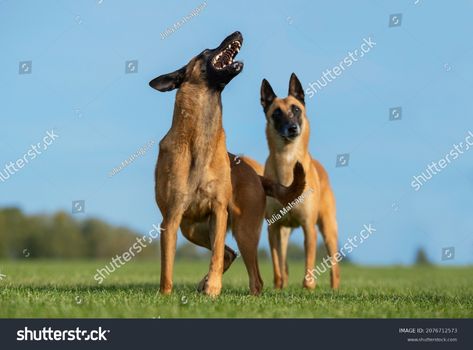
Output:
(183, 176), (226, 220)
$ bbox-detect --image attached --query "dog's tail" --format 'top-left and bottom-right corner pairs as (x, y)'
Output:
(259, 162), (306, 206)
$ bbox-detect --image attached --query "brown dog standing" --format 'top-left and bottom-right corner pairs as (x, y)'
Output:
(259, 73), (340, 290)
(149, 33), (305, 296)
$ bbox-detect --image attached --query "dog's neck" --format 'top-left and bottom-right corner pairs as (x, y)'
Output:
(267, 117), (311, 184)
(170, 83), (225, 157)
(173, 83), (222, 124)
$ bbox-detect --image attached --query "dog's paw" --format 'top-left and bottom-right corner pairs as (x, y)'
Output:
(273, 276), (286, 290)
(203, 277), (222, 297)
(303, 278), (316, 290)
(159, 287), (173, 295)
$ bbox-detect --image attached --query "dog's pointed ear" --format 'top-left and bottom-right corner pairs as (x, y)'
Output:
(288, 73), (305, 105)
(261, 79), (277, 112)
(149, 66), (186, 92)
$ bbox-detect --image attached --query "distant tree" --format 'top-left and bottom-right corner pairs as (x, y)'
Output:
(175, 242), (206, 260)
(287, 243), (305, 261)
(258, 248), (270, 261)
(415, 248), (432, 266)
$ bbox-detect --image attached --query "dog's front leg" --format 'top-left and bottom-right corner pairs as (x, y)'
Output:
(302, 224), (317, 289)
(269, 224), (291, 289)
(159, 207), (185, 295)
(205, 202), (228, 297)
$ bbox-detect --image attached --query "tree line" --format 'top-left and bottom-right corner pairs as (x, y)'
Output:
(0, 207), (432, 264)
(0, 207), (159, 259)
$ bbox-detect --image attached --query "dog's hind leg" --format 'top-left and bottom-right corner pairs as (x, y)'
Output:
(180, 220), (237, 292)
(232, 214), (264, 295)
(317, 192), (340, 290)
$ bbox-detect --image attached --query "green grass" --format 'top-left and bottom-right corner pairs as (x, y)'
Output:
(0, 260), (472, 318)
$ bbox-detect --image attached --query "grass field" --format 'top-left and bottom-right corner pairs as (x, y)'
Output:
(0, 259), (472, 318)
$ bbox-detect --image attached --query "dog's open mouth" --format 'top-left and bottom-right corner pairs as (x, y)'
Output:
(212, 40), (241, 70)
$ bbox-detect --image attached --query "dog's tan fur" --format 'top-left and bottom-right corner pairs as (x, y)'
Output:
(150, 37), (305, 297)
(258, 74), (340, 290)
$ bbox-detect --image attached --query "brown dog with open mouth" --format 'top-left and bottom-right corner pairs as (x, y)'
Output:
(257, 73), (340, 290)
(149, 32), (305, 296)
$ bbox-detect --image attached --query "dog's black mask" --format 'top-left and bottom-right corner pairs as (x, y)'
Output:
(149, 31), (244, 92)
(260, 73), (306, 142)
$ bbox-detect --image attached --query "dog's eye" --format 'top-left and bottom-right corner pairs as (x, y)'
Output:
(292, 106), (300, 114)
(272, 109), (282, 118)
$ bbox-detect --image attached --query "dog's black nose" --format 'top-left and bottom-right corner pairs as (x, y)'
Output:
(288, 124), (299, 136)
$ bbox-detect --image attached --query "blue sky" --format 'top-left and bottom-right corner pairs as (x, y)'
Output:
(1, 0), (472, 265)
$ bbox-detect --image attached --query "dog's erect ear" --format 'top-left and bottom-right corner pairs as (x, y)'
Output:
(261, 79), (277, 112)
(149, 66), (186, 92)
(288, 73), (305, 105)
